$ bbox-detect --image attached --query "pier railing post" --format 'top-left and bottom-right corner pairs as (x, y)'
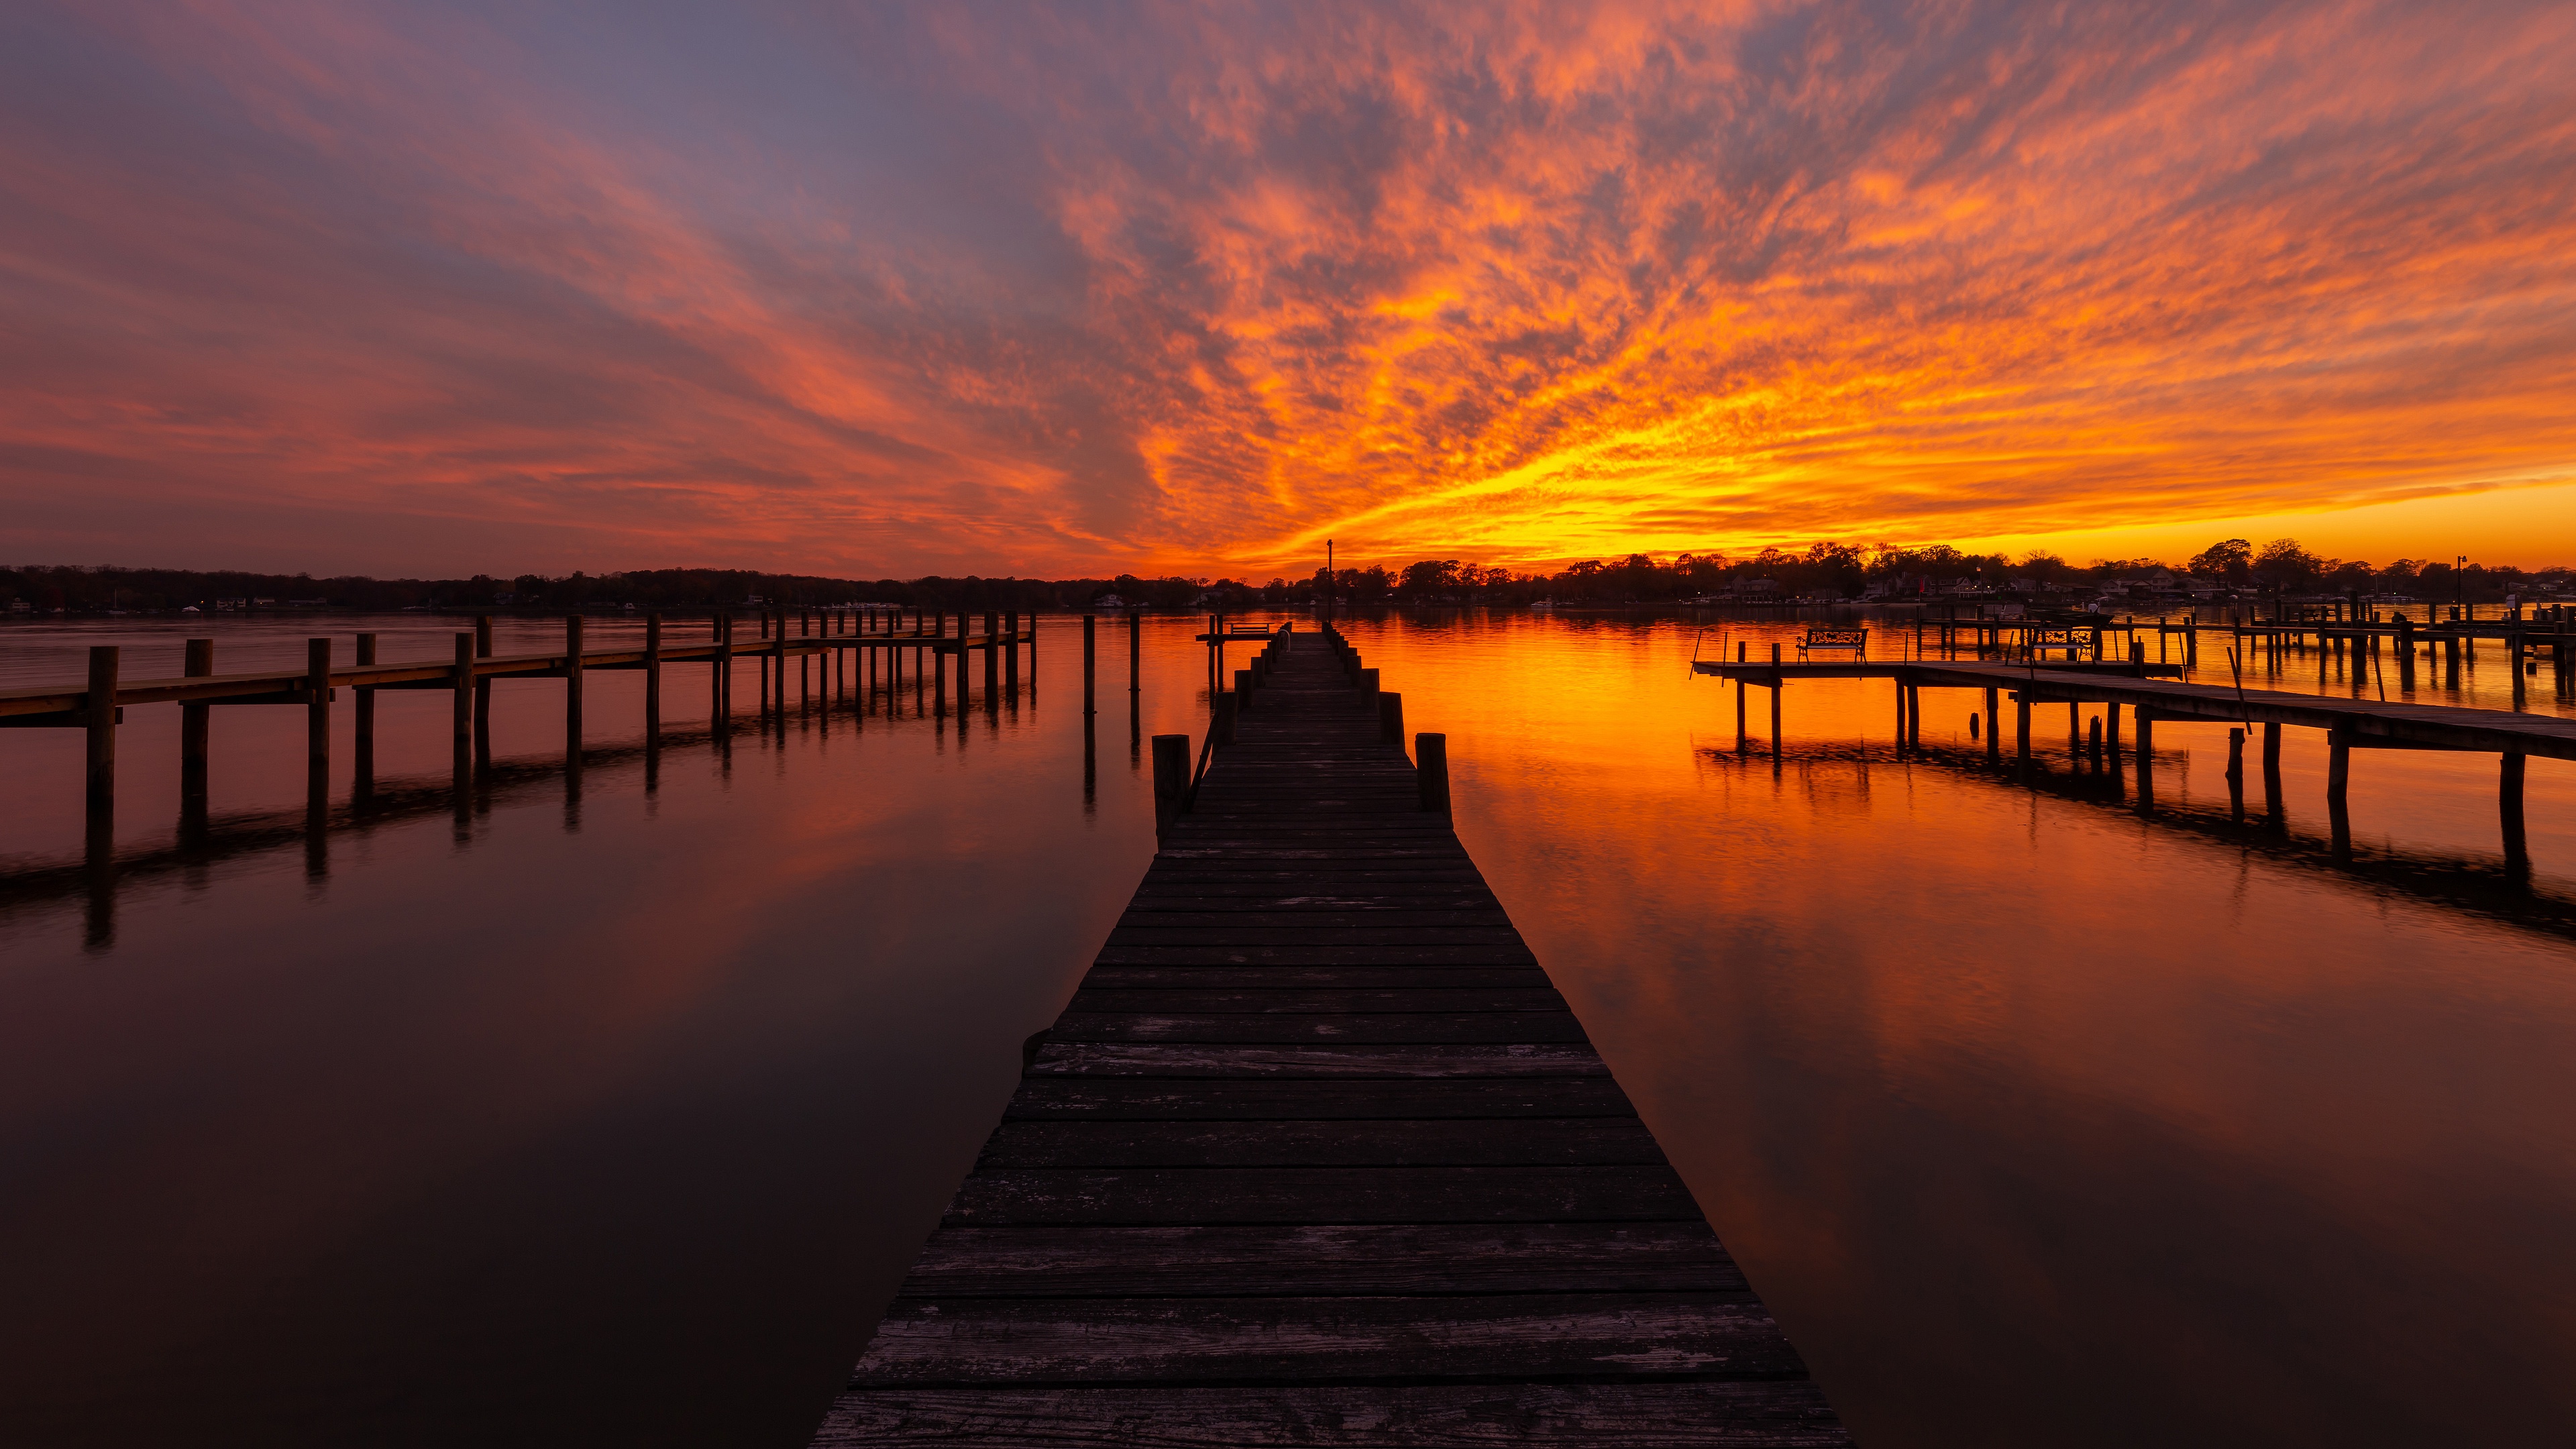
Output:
(1417, 732), (1450, 815)
(85, 645), (118, 812)
(1151, 734), (1189, 840)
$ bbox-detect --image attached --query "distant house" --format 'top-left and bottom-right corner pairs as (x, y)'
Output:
(1731, 578), (1780, 600)
(1092, 594), (1128, 609)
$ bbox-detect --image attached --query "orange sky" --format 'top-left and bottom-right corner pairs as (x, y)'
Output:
(3, 1), (2572, 577)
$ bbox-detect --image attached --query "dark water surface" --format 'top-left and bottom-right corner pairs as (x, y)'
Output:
(2, 611), (2570, 1446)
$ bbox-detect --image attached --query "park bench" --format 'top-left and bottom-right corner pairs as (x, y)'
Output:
(1798, 627), (1868, 658)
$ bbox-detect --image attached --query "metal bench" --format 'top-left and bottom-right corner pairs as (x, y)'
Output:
(1797, 627), (1868, 658)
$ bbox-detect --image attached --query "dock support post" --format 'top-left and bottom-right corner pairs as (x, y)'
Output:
(1893, 680), (1907, 750)
(645, 612), (662, 733)
(1006, 610), (1020, 692)
(1360, 666), (1381, 701)
(354, 633), (377, 795)
(451, 633), (474, 788)
(2015, 694), (2030, 777)
(565, 614), (585, 762)
(2502, 750), (2528, 883)
(1770, 644), (1782, 763)
(2134, 708), (2153, 814)
(985, 611), (1000, 702)
(1215, 692), (1238, 746)
(86, 645), (119, 813)
(1083, 614), (1096, 714)
(2326, 724), (2351, 855)
(2227, 728), (2245, 821)
(474, 614), (494, 770)
(1381, 690), (1404, 746)
(181, 638), (213, 807)
(1907, 684), (1920, 749)
(1151, 733), (1189, 840)
(1417, 732), (1450, 815)
(1984, 686), (2000, 765)
(305, 637), (331, 784)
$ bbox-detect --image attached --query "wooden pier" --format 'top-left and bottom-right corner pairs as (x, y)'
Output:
(1694, 653), (2569, 873)
(815, 627), (1846, 1447)
(0, 608), (1036, 825)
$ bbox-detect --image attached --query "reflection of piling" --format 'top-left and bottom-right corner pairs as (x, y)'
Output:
(2326, 722), (2351, 855)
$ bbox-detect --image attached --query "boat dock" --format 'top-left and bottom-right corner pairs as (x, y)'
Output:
(1693, 654), (2570, 872)
(816, 627), (1848, 1446)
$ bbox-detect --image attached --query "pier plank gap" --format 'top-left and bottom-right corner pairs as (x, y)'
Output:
(812, 629), (1848, 1448)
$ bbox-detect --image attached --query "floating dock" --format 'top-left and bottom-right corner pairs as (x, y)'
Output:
(815, 630), (1848, 1446)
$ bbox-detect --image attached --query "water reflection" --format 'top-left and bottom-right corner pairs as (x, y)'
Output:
(1, 609), (2571, 1446)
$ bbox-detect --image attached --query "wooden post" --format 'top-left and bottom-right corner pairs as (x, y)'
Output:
(1770, 643), (1782, 761)
(2226, 727), (2245, 819)
(474, 614), (494, 768)
(645, 612), (662, 727)
(1380, 690), (1404, 746)
(2015, 692), (2031, 776)
(1215, 691), (1238, 746)
(1083, 614), (1097, 714)
(181, 637), (213, 798)
(2089, 715), (2104, 765)
(1233, 667), (1252, 714)
(1908, 684), (1921, 749)
(985, 610), (1000, 701)
(355, 632), (377, 791)
(1735, 672), (1748, 751)
(2502, 750), (2528, 881)
(1984, 686), (2000, 764)
(1417, 732), (1450, 815)
(716, 612), (734, 723)
(1130, 610), (1142, 694)
(305, 638), (331, 797)
(85, 645), (118, 812)
(564, 614), (585, 758)
(1006, 610), (1020, 691)
(1151, 733), (1189, 840)
(1894, 679), (1907, 749)
(2133, 707), (2153, 812)
(2511, 631), (2526, 708)
(1360, 666), (1381, 700)
(452, 632), (474, 763)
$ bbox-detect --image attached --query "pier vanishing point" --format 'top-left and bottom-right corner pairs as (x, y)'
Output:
(815, 625), (1850, 1446)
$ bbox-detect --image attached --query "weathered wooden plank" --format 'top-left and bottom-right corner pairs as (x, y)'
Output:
(816, 1382), (1851, 1447)
(1028, 1042), (1607, 1078)
(849, 1294), (1797, 1385)
(1046, 1012), (1592, 1045)
(941, 1165), (1702, 1225)
(1066, 987), (1568, 1012)
(895, 1222), (1746, 1297)
(1001, 1077), (1642, 1120)
(975, 1118), (1665, 1168)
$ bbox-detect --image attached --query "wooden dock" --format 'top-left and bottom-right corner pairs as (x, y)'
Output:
(815, 629), (1847, 1446)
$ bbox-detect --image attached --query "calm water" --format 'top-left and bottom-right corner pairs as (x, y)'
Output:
(2, 611), (2571, 1446)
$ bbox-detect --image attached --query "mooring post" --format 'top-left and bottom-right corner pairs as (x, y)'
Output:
(1380, 690), (1404, 746)
(2015, 692), (2031, 777)
(2227, 727), (2245, 820)
(2134, 707), (2154, 813)
(1006, 610), (1020, 691)
(645, 612), (662, 729)
(1417, 732), (1450, 815)
(565, 614), (585, 759)
(1908, 684), (1921, 749)
(474, 614), (494, 769)
(2502, 749), (2529, 882)
(1129, 610), (1141, 694)
(1984, 685), (2000, 764)
(1083, 614), (1097, 714)
(451, 632), (474, 765)
(1151, 733), (1189, 840)
(85, 645), (119, 813)
(354, 632), (378, 792)
(1770, 643), (1783, 762)
(181, 638), (213, 800)
(305, 638), (331, 790)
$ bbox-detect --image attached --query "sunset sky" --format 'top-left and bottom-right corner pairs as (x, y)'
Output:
(4, 1), (2572, 578)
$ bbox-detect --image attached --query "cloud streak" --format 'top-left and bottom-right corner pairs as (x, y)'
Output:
(2, 0), (2571, 575)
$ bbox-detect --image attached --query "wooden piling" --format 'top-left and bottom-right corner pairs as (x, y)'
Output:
(2133, 708), (2153, 812)
(1215, 691), (1238, 747)
(565, 614), (585, 758)
(1083, 614), (1096, 714)
(181, 638), (213, 795)
(85, 645), (118, 811)
(2502, 749), (2528, 880)
(1379, 690), (1404, 746)
(1417, 731), (1450, 814)
(474, 614), (494, 767)
(1984, 685), (2000, 764)
(984, 610), (1000, 702)
(1128, 610), (1141, 694)
(645, 612), (662, 727)
(355, 633), (377, 790)
(2015, 693), (2031, 775)
(1150, 733), (1189, 839)
(451, 632), (474, 761)
(1770, 643), (1783, 761)
(303, 638), (331, 784)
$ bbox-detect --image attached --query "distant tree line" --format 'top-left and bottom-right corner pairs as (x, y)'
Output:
(5, 539), (2568, 616)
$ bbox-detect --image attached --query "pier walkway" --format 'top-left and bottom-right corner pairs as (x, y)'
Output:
(816, 633), (1847, 1446)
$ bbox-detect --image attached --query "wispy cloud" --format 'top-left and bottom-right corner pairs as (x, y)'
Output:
(2, 0), (2570, 575)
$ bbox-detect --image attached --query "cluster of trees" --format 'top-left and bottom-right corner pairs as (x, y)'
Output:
(7, 539), (2568, 616)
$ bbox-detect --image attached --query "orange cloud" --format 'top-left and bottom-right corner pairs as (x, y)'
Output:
(1, 1), (2571, 576)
